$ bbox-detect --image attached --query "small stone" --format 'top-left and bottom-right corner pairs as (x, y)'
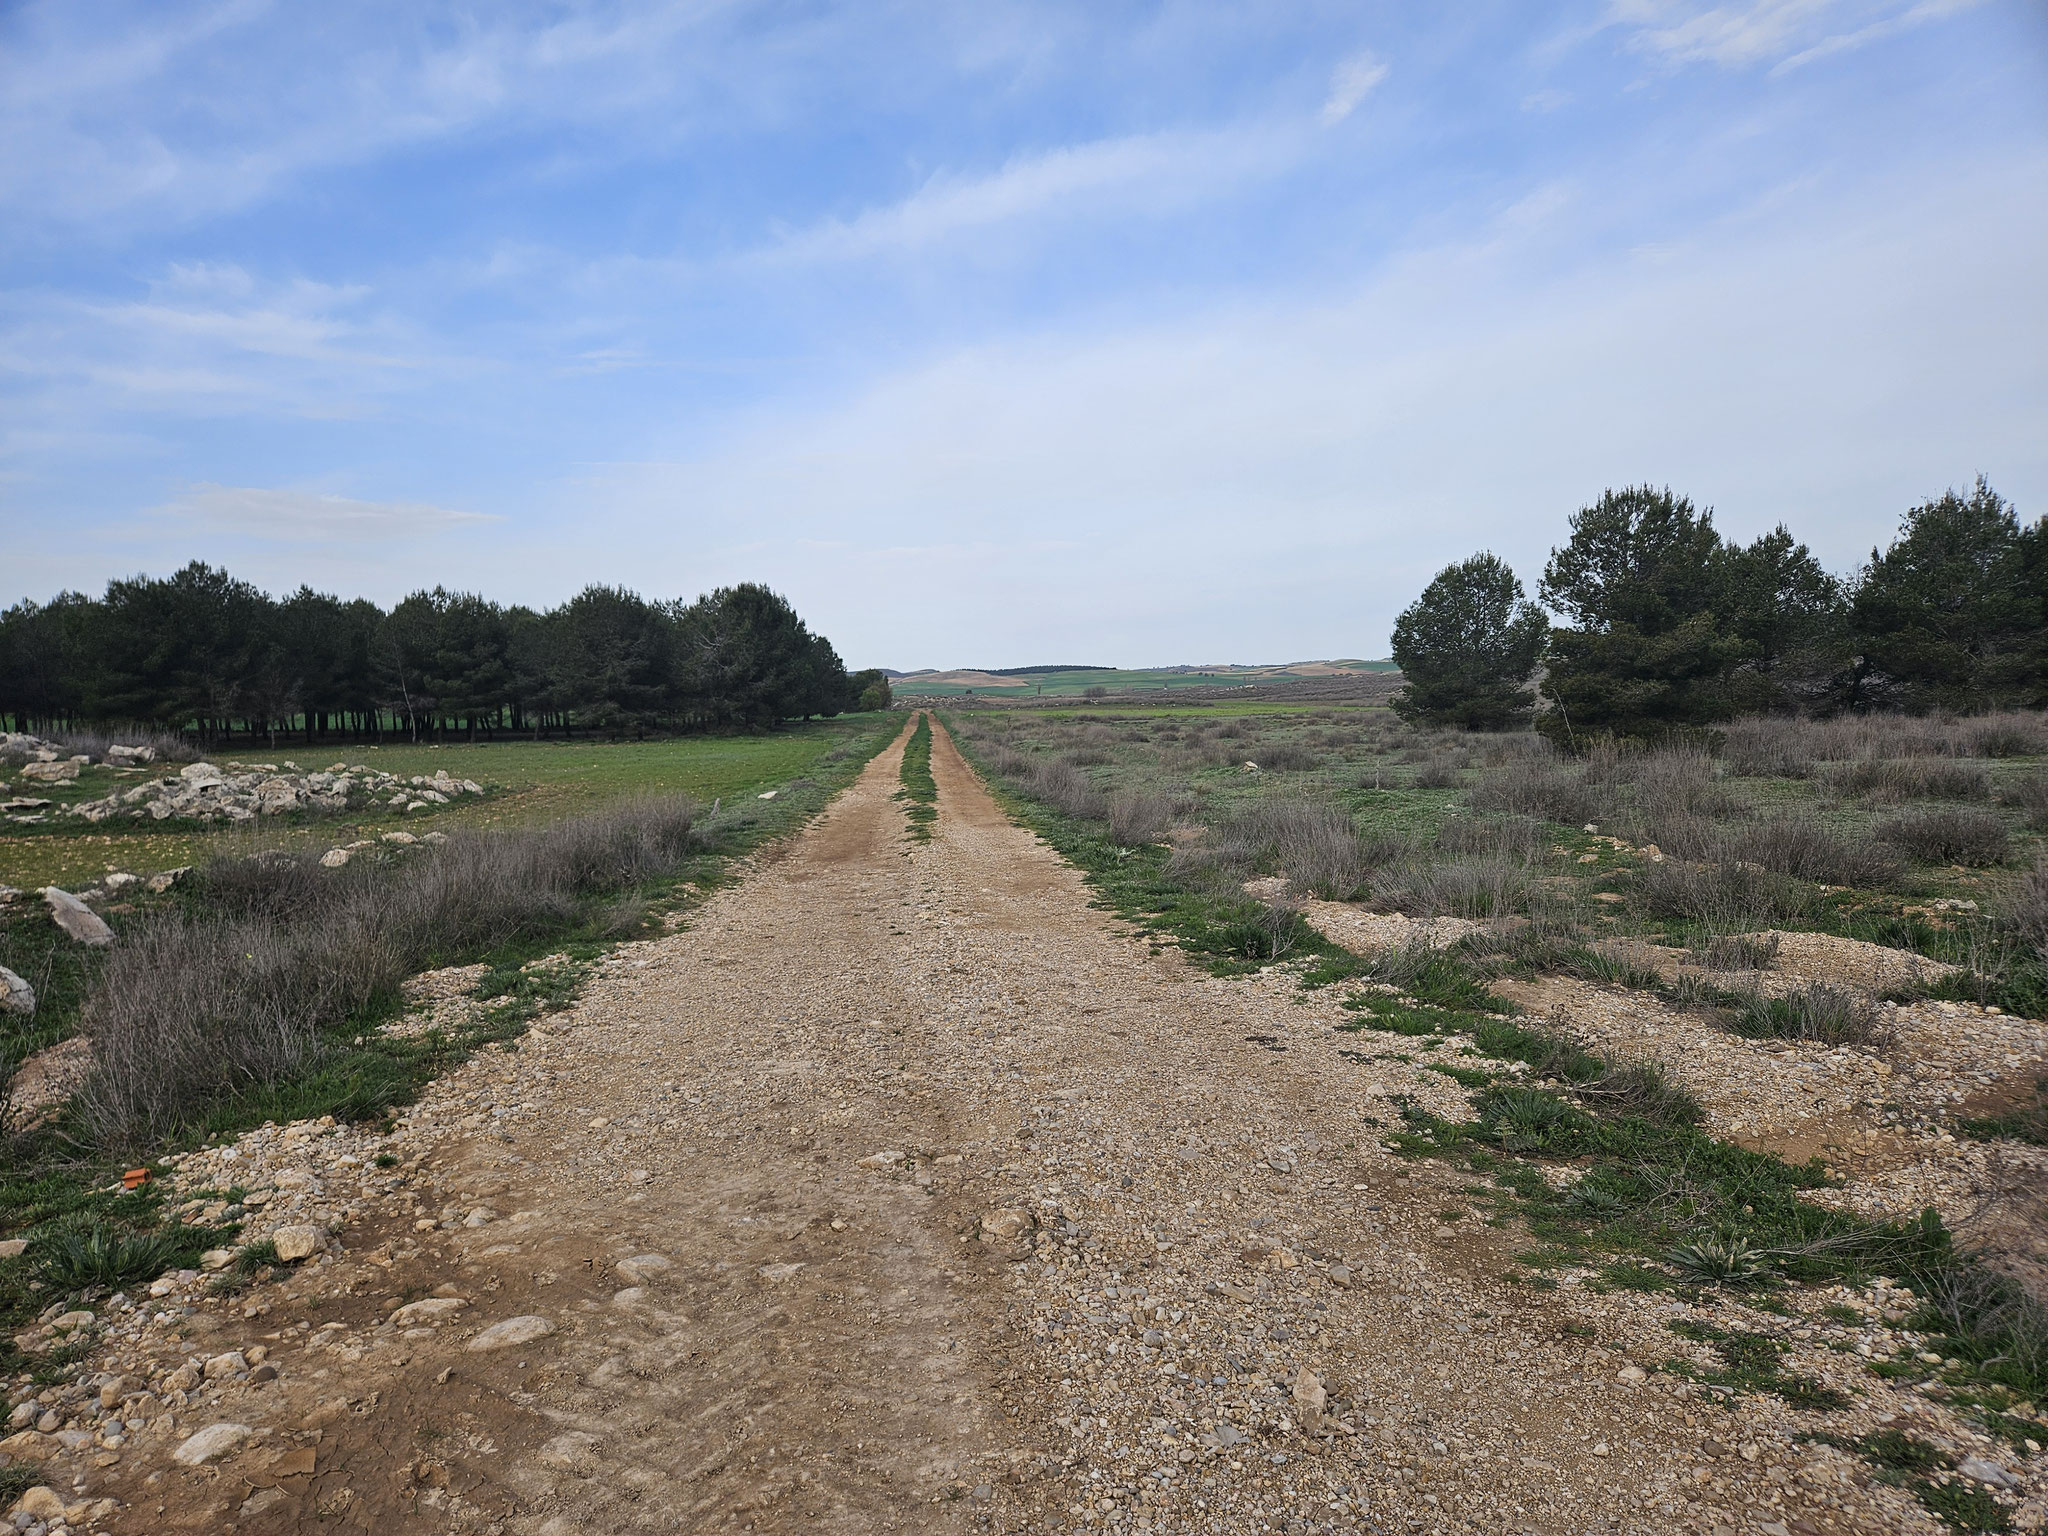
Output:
(50, 1310), (93, 1332)
(0, 1239), (26, 1260)
(466, 1315), (553, 1351)
(1591, 1441), (1610, 1456)
(318, 848), (350, 868)
(1959, 1456), (2016, 1489)
(390, 1297), (468, 1326)
(1617, 1365), (1646, 1385)
(35, 1410), (59, 1433)
(202, 1351), (246, 1380)
(614, 1254), (672, 1284)
(980, 1209), (1032, 1241)
(271, 1224), (328, 1262)
(0, 965), (34, 1018)
(758, 1262), (805, 1282)
(9, 1487), (65, 1521)
(198, 1249), (233, 1272)
(538, 1431), (601, 1471)
(857, 1151), (904, 1168)
(6, 1402), (33, 1429)
(249, 1364), (278, 1383)
(1325, 1264), (1352, 1288)
(1291, 1369), (1327, 1435)
(171, 1421), (253, 1465)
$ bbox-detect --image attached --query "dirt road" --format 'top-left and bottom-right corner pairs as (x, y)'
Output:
(74, 715), (1913, 1535)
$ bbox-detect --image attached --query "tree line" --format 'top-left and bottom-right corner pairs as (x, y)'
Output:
(0, 563), (892, 743)
(1391, 476), (2047, 739)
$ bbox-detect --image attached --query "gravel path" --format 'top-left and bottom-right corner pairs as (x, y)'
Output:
(24, 715), (2029, 1535)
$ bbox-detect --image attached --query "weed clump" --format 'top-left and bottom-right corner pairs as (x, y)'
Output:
(1728, 981), (1883, 1047)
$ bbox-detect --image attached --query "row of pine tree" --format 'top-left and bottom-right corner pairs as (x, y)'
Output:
(0, 564), (888, 743)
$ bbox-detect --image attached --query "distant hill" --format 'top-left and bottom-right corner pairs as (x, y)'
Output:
(885, 659), (1397, 697)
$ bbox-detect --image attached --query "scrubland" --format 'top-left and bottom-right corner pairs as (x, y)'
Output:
(949, 702), (2048, 1524)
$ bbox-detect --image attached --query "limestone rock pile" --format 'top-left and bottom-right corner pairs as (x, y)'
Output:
(65, 761), (485, 825)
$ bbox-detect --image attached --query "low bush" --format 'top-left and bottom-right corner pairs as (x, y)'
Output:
(1641, 858), (1820, 927)
(1823, 758), (1991, 802)
(1412, 754), (1464, 789)
(1436, 814), (1548, 861)
(1029, 759), (1106, 820)
(1374, 853), (1533, 918)
(2008, 861), (2048, 959)
(1745, 813), (1902, 887)
(1469, 759), (1602, 825)
(2003, 773), (2048, 831)
(1253, 743), (1321, 772)
(1108, 791), (1174, 847)
(1718, 719), (1816, 779)
(1694, 932), (1781, 971)
(1877, 808), (2010, 866)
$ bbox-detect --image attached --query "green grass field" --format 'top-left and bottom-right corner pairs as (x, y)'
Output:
(0, 715), (893, 892)
(894, 661), (1397, 697)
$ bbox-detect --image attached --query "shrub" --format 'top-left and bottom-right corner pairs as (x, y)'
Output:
(1211, 801), (1369, 898)
(1373, 854), (1533, 918)
(1254, 743), (1320, 772)
(1729, 981), (1882, 1046)
(1108, 791), (1173, 847)
(1745, 813), (1901, 887)
(1436, 814), (1548, 861)
(1718, 719), (1815, 779)
(2002, 773), (2048, 832)
(1877, 808), (2009, 866)
(1641, 858), (1819, 927)
(1029, 759), (1105, 820)
(1694, 932), (1781, 971)
(2007, 860), (2048, 959)
(1823, 758), (1991, 802)
(1469, 759), (1602, 825)
(1412, 753), (1465, 789)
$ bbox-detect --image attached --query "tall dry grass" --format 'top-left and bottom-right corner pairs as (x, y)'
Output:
(78, 796), (701, 1150)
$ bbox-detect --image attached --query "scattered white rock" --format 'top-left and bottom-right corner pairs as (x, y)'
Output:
(270, 1224), (328, 1262)
(171, 1421), (254, 1465)
(0, 965), (33, 1018)
(391, 1296), (468, 1326)
(467, 1315), (554, 1351)
(42, 887), (113, 946)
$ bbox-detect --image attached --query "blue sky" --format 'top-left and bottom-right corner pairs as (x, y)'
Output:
(3, 0), (2044, 669)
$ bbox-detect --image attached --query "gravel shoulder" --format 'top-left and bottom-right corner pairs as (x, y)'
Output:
(13, 714), (2042, 1535)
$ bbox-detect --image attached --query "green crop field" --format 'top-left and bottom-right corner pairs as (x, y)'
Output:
(0, 714), (894, 893)
(891, 660), (1397, 697)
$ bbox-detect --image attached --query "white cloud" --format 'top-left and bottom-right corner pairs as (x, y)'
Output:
(1319, 51), (1389, 126)
(765, 126), (1296, 264)
(1608, 0), (1982, 69)
(562, 151), (2047, 666)
(154, 484), (498, 542)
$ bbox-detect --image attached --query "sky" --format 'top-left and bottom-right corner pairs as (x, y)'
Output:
(2, 1), (2044, 671)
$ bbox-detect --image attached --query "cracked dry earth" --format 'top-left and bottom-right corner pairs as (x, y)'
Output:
(48, 716), (2017, 1536)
